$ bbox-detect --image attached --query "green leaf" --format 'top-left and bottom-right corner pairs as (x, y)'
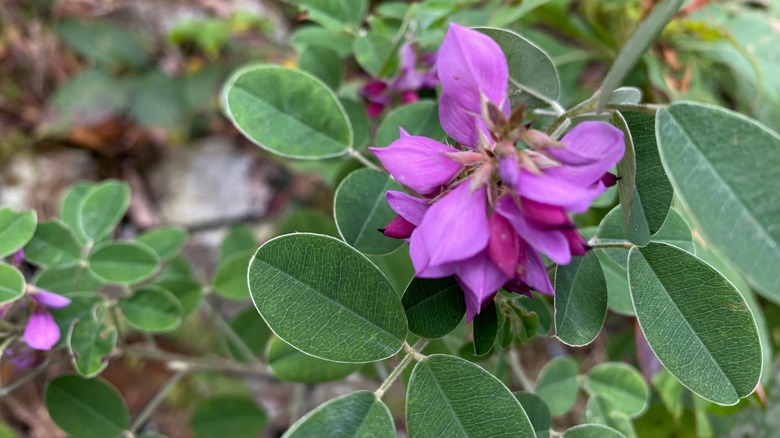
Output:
(228, 307), (270, 360)
(57, 20), (148, 68)
(219, 225), (257, 262)
(68, 319), (117, 378)
(407, 354), (535, 438)
(375, 100), (446, 147)
(88, 242), (160, 284)
(563, 424), (626, 438)
(0, 264), (25, 305)
(49, 294), (103, 347)
(135, 226), (187, 261)
(554, 251), (607, 346)
(612, 111), (646, 244)
(353, 33), (399, 78)
(594, 251), (634, 316)
(223, 65), (352, 159)
(118, 286), (183, 333)
(154, 278), (203, 318)
(472, 301), (498, 356)
(248, 233), (407, 363)
(367, 246), (415, 294)
(60, 182), (93, 242)
(190, 395), (266, 438)
(584, 363), (650, 418)
(535, 356), (579, 416)
(514, 392), (552, 438)
(277, 209), (339, 237)
(608, 87), (642, 104)
(402, 277), (465, 339)
(334, 169), (404, 255)
(584, 396), (636, 438)
(622, 112), (673, 235)
(651, 369), (683, 420)
(23, 220), (82, 268)
(283, 391), (394, 438)
(341, 98), (370, 150)
(35, 265), (103, 295)
(628, 242), (761, 405)
(290, 0), (367, 31)
(476, 27), (560, 109)
(656, 102), (780, 302)
(77, 180), (130, 242)
(45, 376), (129, 438)
(266, 336), (361, 383)
(212, 250), (252, 300)
(597, 0), (684, 112)
(0, 208), (36, 258)
(291, 25), (354, 58)
(299, 46), (343, 90)
(44, 70), (130, 133)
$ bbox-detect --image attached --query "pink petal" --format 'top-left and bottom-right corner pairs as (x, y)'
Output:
(438, 23), (508, 113)
(385, 190), (429, 226)
(31, 290), (71, 309)
(496, 196), (571, 265)
(545, 121), (625, 185)
(417, 181), (490, 267)
(499, 156), (520, 187)
(456, 252), (510, 322)
(381, 215), (416, 239)
(520, 198), (571, 229)
(369, 136), (462, 194)
(409, 229), (458, 277)
(23, 311), (61, 350)
(517, 170), (605, 213)
(439, 91), (481, 146)
(362, 80), (389, 98)
(563, 229), (590, 256)
(367, 102), (385, 118)
(521, 243), (554, 295)
(487, 213), (520, 278)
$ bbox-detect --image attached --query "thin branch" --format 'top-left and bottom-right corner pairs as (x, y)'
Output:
(374, 339), (428, 399)
(588, 239), (635, 250)
(201, 300), (258, 364)
(124, 347), (274, 378)
(129, 370), (187, 433)
(348, 148), (382, 172)
(0, 356), (68, 397)
(507, 348), (535, 392)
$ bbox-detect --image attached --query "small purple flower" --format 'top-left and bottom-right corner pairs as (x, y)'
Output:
(361, 42), (438, 118)
(371, 24), (624, 320)
(11, 249), (25, 268)
(23, 289), (71, 350)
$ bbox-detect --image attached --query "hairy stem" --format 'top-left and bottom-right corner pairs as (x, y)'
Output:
(348, 148), (382, 172)
(588, 239), (635, 250)
(374, 339), (428, 399)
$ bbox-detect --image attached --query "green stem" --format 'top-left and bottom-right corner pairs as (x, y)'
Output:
(588, 239), (635, 250)
(348, 148), (382, 172)
(374, 339), (428, 399)
(607, 103), (662, 114)
(129, 370), (187, 433)
(202, 300), (257, 363)
(125, 347), (273, 378)
(507, 348), (534, 391)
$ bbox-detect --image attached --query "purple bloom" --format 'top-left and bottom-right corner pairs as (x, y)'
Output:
(12, 249), (25, 267)
(361, 43), (438, 117)
(371, 24), (624, 320)
(23, 289), (71, 350)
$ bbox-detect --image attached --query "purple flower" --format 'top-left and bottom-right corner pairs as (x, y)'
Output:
(23, 289), (71, 350)
(361, 43), (438, 118)
(371, 24), (624, 320)
(11, 249), (25, 267)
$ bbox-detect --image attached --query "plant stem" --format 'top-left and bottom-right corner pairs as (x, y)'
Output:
(201, 300), (257, 363)
(607, 103), (663, 114)
(374, 339), (428, 399)
(125, 347), (273, 378)
(588, 239), (635, 250)
(348, 148), (382, 172)
(129, 370), (187, 433)
(507, 348), (535, 391)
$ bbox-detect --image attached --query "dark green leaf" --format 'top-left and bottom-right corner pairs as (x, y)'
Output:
(57, 20), (148, 68)
(535, 356), (579, 416)
(628, 242), (761, 404)
(228, 307), (270, 360)
(402, 277), (465, 339)
(118, 287), (183, 333)
(68, 319), (117, 378)
(334, 169), (404, 255)
(283, 391), (394, 438)
(88, 242), (160, 284)
(341, 98), (370, 150)
(0, 208), (36, 258)
(290, 0), (367, 31)
(514, 392), (552, 438)
(472, 301), (498, 356)
(375, 100), (446, 147)
(190, 395), (266, 438)
(0, 264), (25, 304)
(267, 336), (361, 383)
(248, 233), (407, 363)
(153, 278), (203, 318)
(223, 65), (352, 159)
(45, 376), (129, 438)
(554, 251), (607, 346)
(135, 226), (187, 261)
(407, 354), (535, 438)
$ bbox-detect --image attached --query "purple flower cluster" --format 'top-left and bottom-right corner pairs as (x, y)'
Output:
(361, 43), (438, 118)
(370, 24), (625, 321)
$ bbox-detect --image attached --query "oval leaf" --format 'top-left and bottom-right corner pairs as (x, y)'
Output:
(283, 391), (394, 438)
(514, 392), (552, 438)
(88, 242), (160, 284)
(334, 168), (405, 255)
(248, 233), (407, 363)
(60, 182), (93, 243)
(24, 220), (82, 268)
(118, 287), (183, 333)
(407, 354), (535, 438)
(402, 276), (465, 339)
(353, 33), (399, 78)
(375, 100), (446, 147)
(656, 102), (780, 302)
(0, 207), (36, 258)
(267, 336), (360, 384)
(45, 375), (129, 438)
(68, 319), (117, 378)
(223, 65), (352, 159)
(554, 251), (607, 346)
(77, 180), (130, 242)
(212, 250), (252, 300)
(584, 363), (649, 418)
(563, 424), (626, 438)
(0, 263), (25, 304)
(628, 242), (761, 404)
(535, 356), (579, 416)
(135, 226), (187, 261)
(35, 265), (103, 295)
(472, 301), (498, 356)
(190, 395), (266, 438)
